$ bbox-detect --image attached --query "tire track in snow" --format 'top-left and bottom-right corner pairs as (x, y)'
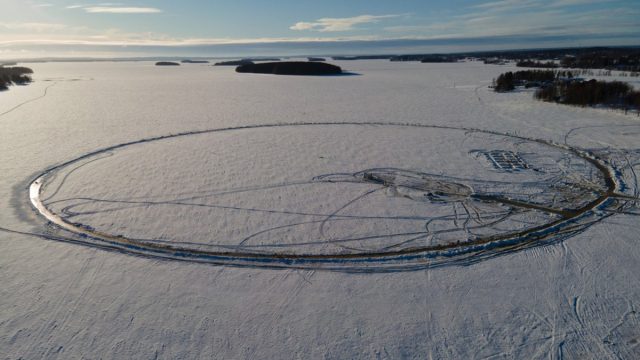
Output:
(0, 82), (57, 119)
(40, 256), (105, 359)
(22, 253), (93, 359)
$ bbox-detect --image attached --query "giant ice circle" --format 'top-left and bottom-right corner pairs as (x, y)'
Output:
(31, 123), (618, 270)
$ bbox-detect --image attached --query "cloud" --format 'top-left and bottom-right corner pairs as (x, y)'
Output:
(473, 0), (540, 11)
(290, 14), (401, 32)
(550, 0), (616, 6)
(0, 22), (68, 32)
(385, 23), (457, 33)
(83, 6), (162, 13)
(66, 4), (159, 13)
(472, 0), (619, 13)
(67, 3), (123, 9)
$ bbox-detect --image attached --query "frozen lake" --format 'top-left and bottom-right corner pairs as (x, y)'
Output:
(1, 60), (639, 358)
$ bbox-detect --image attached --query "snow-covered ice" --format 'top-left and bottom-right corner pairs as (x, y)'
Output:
(1, 60), (639, 358)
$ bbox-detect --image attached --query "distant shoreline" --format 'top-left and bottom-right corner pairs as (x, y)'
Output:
(2, 45), (638, 65)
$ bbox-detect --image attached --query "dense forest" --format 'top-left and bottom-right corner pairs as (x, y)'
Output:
(0, 66), (33, 91)
(214, 59), (254, 66)
(493, 70), (568, 92)
(516, 60), (559, 68)
(492, 68), (640, 111)
(235, 61), (343, 75)
(535, 80), (640, 109)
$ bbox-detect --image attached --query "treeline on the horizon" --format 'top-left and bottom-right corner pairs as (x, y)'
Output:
(474, 46), (640, 62)
(493, 70), (571, 92)
(0, 66), (33, 91)
(332, 55), (392, 60)
(559, 53), (640, 72)
(383, 47), (640, 71)
(515, 51), (640, 72)
(389, 54), (458, 62)
(516, 60), (559, 68)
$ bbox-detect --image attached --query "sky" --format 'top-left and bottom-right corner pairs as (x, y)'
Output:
(0, 0), (639, 58)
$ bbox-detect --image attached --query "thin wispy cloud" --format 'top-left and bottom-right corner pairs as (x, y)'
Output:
(0, 22), (68, 31)
(0, 36), (379, 48)
(387, 3), (638, 41)
(387, 0), (634, 40)
(290, 14), (401, 32)
(67, 3), (122, 9)
(66, 4), (160, 13)
(550, 0), (616, 7)
(473, 0), (619, 11)
(473, 0), (540, 10)
(83, 7), (162, 14)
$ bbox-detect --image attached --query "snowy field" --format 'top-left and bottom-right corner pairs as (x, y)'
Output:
(1, 60), (639, 358)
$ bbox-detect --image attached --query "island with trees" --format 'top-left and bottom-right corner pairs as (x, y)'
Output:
(535, 79), (640, 110)
(243, 57), (280, 62)
(0, 66), (34, 91)
(332, 55), (392, 60)
(214, 59), (254, 66)
(215, 58), (281, 66)
(181, 59), (209, 64)
(155, 61), (180, 66)
(235, 61), (343, 75)
(493, 70), (561, 92)
(390, 54), (458, 62)
(492, 69), (640, 113)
